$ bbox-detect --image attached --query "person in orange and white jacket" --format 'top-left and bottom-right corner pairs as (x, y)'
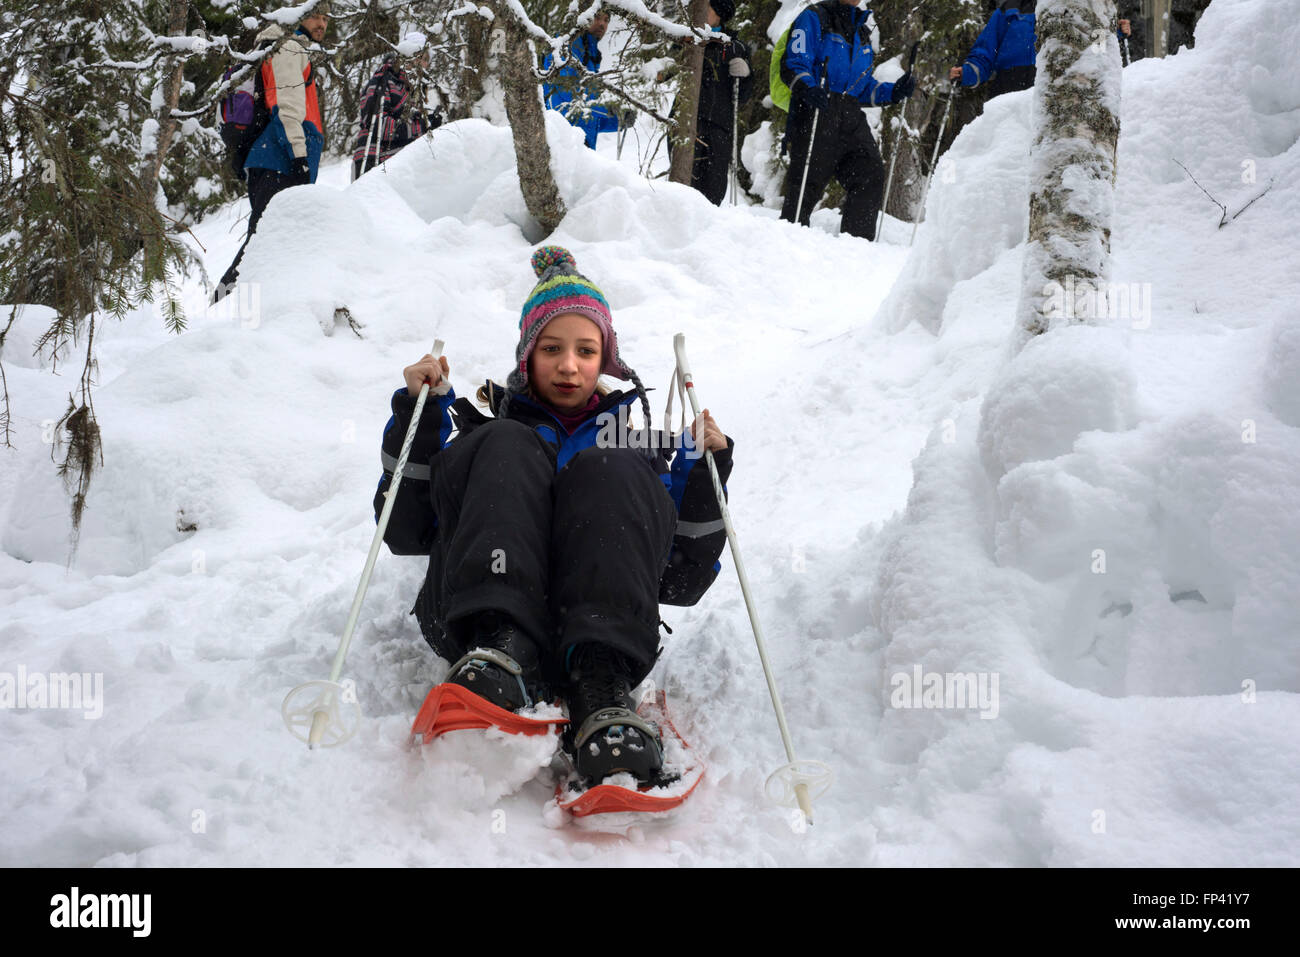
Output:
(216, 5), (328, 295)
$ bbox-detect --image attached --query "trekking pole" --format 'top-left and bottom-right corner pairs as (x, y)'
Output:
(729, 76), (740, 206)
(877, 42), (920, 241)
(1121, 34), (1131, 67)
(282, 340), (449, 748)
(910, 78), (957, 247)
(794, 77), (827, 226)
(617, 123), (628, 160)
(362, 90), (388, 175)
(670, 333), (833, 825)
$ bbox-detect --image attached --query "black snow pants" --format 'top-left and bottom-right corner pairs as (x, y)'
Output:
(780, 93), (885, 240)
(693, 119), (734, 206)
(666, 118), (734, 207)
(419, 418), (678, 686)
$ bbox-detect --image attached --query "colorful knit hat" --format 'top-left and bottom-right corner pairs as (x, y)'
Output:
(505, 246), (650, 425)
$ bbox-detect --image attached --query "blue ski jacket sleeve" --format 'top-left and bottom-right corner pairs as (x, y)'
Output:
(961, 6), (1037, 87)
(373, 385), (459, 555)
(784, 4), (896, 108)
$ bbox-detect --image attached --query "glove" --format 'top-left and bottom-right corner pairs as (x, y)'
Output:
(795, 78), (829, 112)
(890, 73), (916, 103)
(729, 57), (750, 79)
(291, 156), (311, 184)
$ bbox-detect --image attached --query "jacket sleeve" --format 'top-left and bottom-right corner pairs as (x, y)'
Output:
(781, 8), (823, 94)
(543, 54), (571, 112)
(372, 385), (459, 556)
(962, 11), (1004, 87)
(271, 35), (311, 159)
(383, 72), (412, 145)
(658, 439), (735, 607)
(858, 61), (895, 106)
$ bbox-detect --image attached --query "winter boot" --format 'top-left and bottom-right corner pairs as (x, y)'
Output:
(566, 643), (666, 785)
(446, 612), (547, 712)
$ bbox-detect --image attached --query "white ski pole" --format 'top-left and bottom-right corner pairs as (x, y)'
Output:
(910, 79), (956, 247)
(877, 42), (920, 241)
(729, 76), (740, 206)
(671, 333), (832, 824)
(794, 78), (827, 226)
(282, 339), (448, 748)
(362, 89), (388, 175)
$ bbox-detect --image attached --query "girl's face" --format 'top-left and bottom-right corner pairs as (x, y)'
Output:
(529, 312), (604, 413)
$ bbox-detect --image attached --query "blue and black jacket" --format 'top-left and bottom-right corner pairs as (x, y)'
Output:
(542, 31), (620, 149)
(960, 0), (1037, 97)
(374, 382), (734, 608)
(781, 1), (898, 107)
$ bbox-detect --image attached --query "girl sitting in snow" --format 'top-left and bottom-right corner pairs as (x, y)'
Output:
(374, 246), (734, 785)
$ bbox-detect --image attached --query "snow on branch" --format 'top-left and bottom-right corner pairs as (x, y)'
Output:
(263, 0), (329, 27)
(599, 0), (706, 42)
(494, 0), (558, 47)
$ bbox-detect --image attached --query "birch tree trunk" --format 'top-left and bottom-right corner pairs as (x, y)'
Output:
(668, 0), (709, 186)
(1016, 0), (1122, 351)
(492, 3), (566, 235)
(140, 0), (188, 200)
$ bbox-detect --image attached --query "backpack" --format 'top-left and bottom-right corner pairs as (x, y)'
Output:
(219, 61), (269, 177)
(769, 24), (796, 112)
(769, 2), (878, 112)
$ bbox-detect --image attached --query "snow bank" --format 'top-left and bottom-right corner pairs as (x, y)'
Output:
(867, 0), (1300, 863)
(0, 102), (913, 865)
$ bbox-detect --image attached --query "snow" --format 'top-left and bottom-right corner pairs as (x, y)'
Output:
(395, 32), (428, 57)
(1, 0), (1298, 866)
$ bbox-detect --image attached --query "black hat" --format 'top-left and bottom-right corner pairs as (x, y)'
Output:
(710, 0), (736, 23)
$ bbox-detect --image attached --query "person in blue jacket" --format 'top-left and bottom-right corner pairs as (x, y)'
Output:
(949, 0), (1037, 98)
(779, 0), (915, 239)
(541, 11), (626, 149)
(374, 246), (734, 787)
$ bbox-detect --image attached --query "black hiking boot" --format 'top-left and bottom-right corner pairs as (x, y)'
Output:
(566, 643), (665, 785)
(446, 612), (547, 713)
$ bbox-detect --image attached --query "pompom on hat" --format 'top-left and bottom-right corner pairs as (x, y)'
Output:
(505, 246), (650, 424)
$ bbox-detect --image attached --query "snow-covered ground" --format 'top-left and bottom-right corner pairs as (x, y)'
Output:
(2, 0), (1298, 865)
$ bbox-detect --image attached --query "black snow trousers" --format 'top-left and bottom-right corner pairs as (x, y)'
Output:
(693, 120), (733, 206)
(666, 119), (733, 206)
(780, 93), (885, 240)
(424, 418), (677, 686)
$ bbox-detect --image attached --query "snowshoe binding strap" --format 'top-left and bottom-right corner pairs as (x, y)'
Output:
(573, 706), (661, 747)
(571, 706), (669, 785)
(448, 646), (534, 710)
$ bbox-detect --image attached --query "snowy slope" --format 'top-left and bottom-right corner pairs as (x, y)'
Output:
(2, 0), (1298, 865)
